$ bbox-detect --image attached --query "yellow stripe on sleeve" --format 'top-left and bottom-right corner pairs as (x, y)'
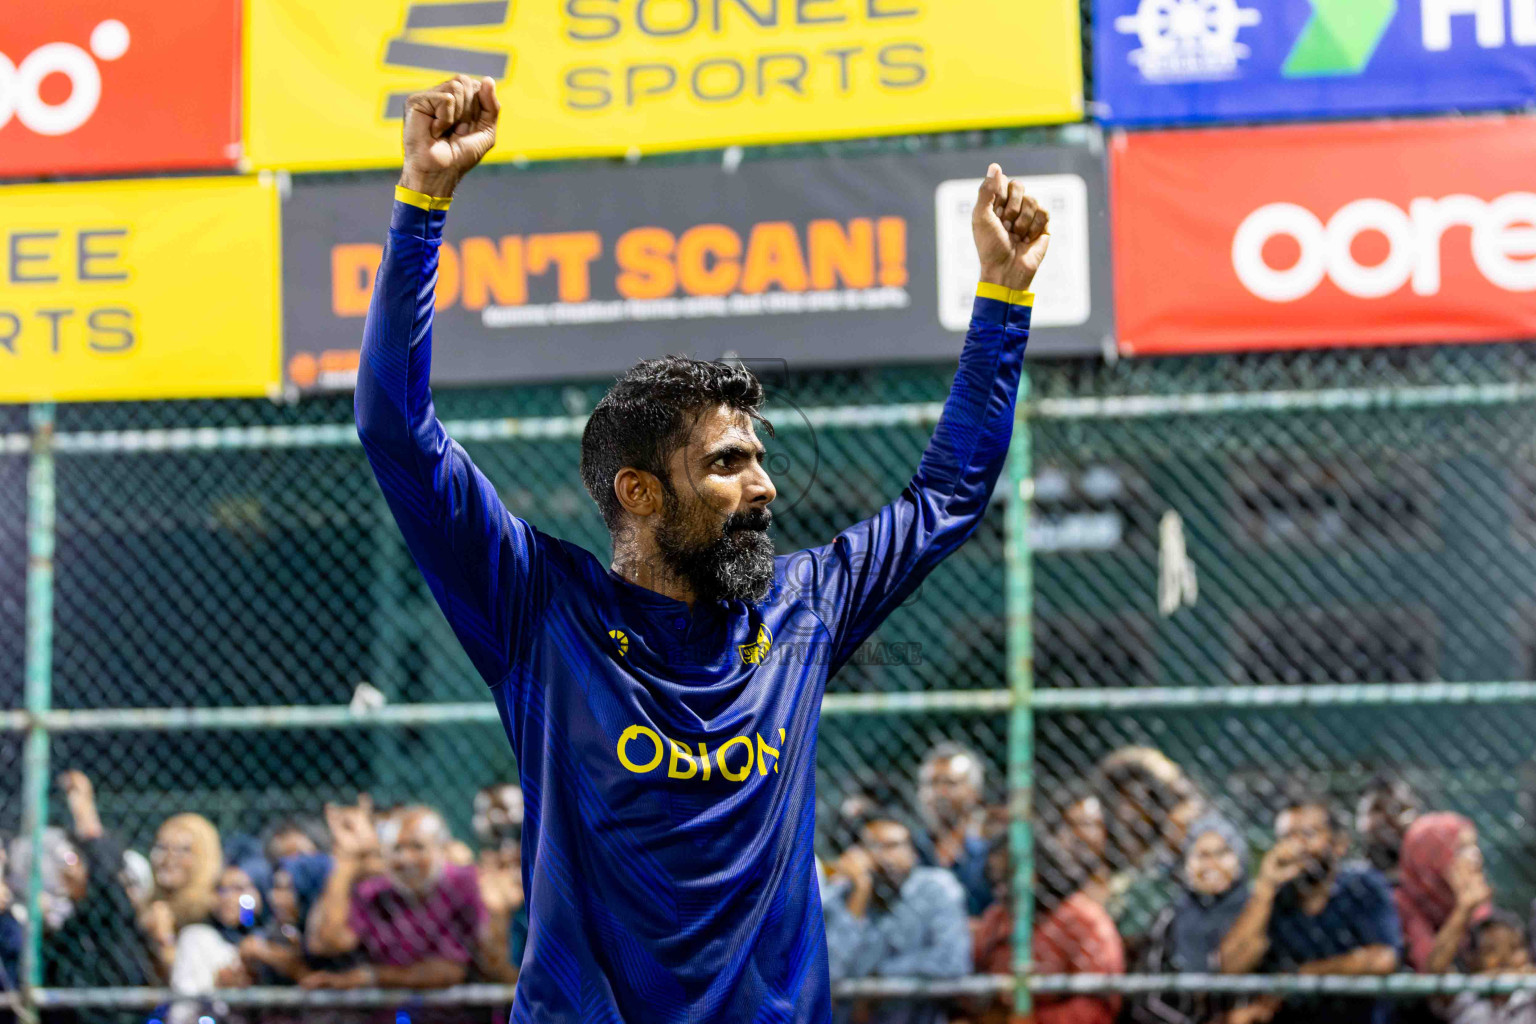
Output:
(976, 282), (1035, 306)
(394, 185), (453, 211)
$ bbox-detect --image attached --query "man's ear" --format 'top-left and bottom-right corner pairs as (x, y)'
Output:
(613, 467), (664, 518)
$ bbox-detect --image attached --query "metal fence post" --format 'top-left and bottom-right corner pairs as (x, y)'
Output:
(20, 402), (57, 1024)
(1007, 376), (1034, 1018)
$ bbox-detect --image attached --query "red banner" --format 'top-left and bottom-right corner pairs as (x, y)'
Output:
(0, 0), (239, 178)
(1111, 117), (1536, 355)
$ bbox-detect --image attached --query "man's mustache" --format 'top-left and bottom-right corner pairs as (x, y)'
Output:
(726, 508), (773, 533)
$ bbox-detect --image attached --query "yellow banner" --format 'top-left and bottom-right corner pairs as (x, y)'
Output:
(0, 177), (281, 403)
(246, 0), (1082, 170)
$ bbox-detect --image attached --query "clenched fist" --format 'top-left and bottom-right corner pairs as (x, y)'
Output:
(973, 163), (1051, 293)
(399, 74), (501, 199)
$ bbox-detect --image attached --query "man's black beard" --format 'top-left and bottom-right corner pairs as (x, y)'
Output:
(1300, 848), (1337, 886)
(1362, 836), (1401, 873)
(654, 489), (775, 605)
(1278, 849), (1340, 907)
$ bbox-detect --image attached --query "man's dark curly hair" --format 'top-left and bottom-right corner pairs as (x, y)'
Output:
(580, 355), (771, 532)
(1277, 783), (1344, 835)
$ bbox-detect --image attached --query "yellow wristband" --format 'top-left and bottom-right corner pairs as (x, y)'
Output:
(394, 185), (453, 212)
(975, 282), (1034, 307)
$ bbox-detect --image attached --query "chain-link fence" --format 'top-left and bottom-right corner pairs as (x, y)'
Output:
(6, 339), (1536, 1022)
(1026, 341), (1536, 1024)
(1, 365), (1013, 1023)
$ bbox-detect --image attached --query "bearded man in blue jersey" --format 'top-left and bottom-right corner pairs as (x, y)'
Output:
(356, 74), (1050, 1024)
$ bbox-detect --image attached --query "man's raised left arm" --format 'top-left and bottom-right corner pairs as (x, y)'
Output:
(789, 164), (1049, 672)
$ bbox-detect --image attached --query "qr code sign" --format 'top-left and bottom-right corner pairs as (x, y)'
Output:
(935, 174), (1091, 332)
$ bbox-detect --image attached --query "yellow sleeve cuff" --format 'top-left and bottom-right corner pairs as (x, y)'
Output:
(975, 282), (1034, 307)
(394, 185), (453, 211)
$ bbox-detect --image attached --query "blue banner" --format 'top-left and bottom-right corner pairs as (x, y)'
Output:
(1094, 0), (1536, 125)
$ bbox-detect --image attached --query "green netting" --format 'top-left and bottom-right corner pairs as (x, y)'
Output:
(6, 362), (1017, 1011)
(1023, 343), (1536, 1017)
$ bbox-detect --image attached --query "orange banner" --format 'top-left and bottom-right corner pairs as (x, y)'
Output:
(0, 0), (240, 178)
(1112, 116), (1536, 355)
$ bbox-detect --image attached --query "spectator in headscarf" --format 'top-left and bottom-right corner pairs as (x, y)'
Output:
(42, 772), (158, 990)
(260, 817), (328, 865)
(1356, 775), (1420, 885)
(236, 856), (309, 985)
(1132, 813), (1250, 1024)
(233, 853), (357, 985)
(1397, 812), (1492, 974)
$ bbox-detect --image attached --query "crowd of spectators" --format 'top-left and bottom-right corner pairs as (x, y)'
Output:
(0, 751), (1530, 1024)
(818, 747), (1529, 1024)
(0, 774), (528, 1022)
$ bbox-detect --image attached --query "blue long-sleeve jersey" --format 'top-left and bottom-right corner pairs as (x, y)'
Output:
(355, 190), (1033, 1024)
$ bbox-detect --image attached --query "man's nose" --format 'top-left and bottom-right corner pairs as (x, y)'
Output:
(747, 460), (777, 507)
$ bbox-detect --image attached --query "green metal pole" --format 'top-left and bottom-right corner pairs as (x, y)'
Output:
(1007, 375), (1034, 1018)
(20, 402), (57, 1022)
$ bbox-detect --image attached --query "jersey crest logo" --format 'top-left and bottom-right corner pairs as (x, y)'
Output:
(738, 624), (772, 665)
(608, 629), (629, 656)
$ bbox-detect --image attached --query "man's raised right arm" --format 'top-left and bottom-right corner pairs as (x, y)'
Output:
(1220, 839), (1303, 973)
(354, 76), (545, 684)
